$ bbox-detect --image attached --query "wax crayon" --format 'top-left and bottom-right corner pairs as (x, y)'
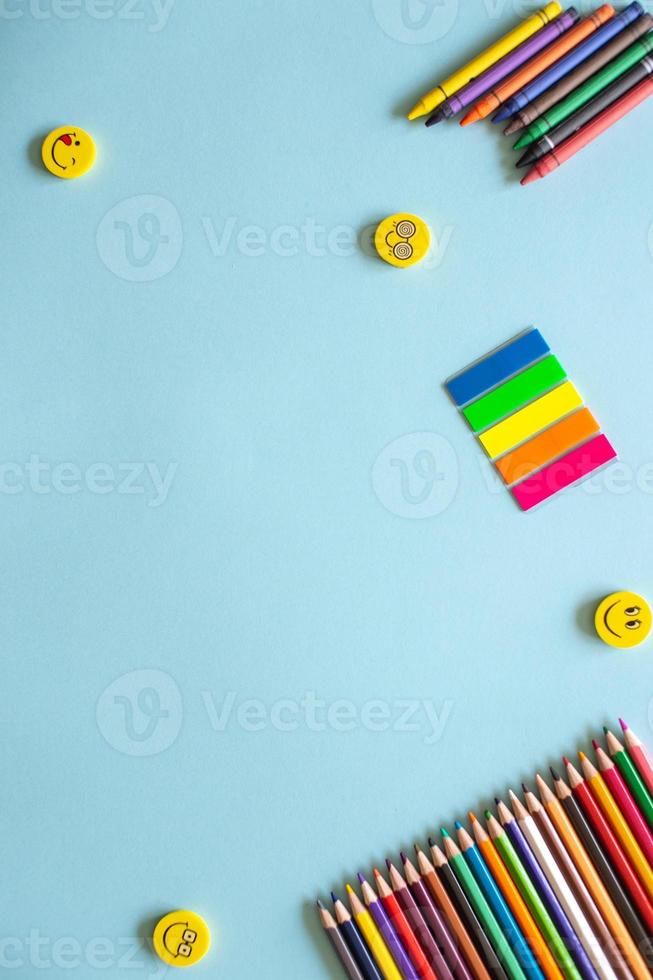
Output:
(494, 2), (643, 123)
(517, 51), (653, 167)
(408, 2), (562, 119)
(506, 15), (653, 136)
(426, 10), (578, 125)
(522, 73), (653, 184)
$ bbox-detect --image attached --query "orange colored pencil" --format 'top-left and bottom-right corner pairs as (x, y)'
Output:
(536, 774), (651, 980)
(468, 813), (564, 980)
(461, 5), (615, 124)
(415, 845), (493, 980)
(579, 752), (653, 900)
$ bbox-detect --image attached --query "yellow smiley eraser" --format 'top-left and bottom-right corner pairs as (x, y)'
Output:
(153, 910), (211, 968)
(374, 213), (430, 268)
(594, 591), (651, 649)
(41, 126), (95, 179)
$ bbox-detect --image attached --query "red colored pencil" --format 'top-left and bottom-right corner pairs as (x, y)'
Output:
(620, 719), (653, 798)
(594, 741), (653, 868)
(373, 868), (439, 980)
(388, 861), (454, 980)
(564, 758), (653, 933)
(521, 74), (653, 185)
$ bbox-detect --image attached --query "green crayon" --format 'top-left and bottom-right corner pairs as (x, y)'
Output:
(514, 30), (653, 149)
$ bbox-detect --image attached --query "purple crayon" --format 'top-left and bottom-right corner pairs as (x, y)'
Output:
(425, 9), (579, 126)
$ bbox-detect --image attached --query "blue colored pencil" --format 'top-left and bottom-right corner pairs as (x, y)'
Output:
(332, 893), (384, 980)
(496, 803), (599, 980)
(493, 2), (644, 121)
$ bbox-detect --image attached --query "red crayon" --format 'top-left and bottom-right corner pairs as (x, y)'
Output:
(373, 868), (439, 980)
(522, 74), (653, 185)
(564, 758), (653, 933)
(594, 741), (653, 868)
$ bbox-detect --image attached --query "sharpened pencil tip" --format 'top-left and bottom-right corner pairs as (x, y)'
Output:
(579, 751), (587, 761)
(550, 766), (560, 780)
(494, 797), (501, 806)
(428, 837), (436, 848)
(603, 726), (608, 734)
(441, 827), (450, 838)
(562, 756), (571, 767)
(619, 718), (628, 731)
(468, 811), (477, 822)
(385, 858), (392, 871)
(592, 739), (599, 750)
(317, 898), (325, 909)
(484, 809), (493, 819)
(521, 782), (529, 794)
(346, 883), (353, 894)
(454, 820), (463, 830)
(330, 892), (338, 903)
(357, 872), (365, 884)
(400, 851), (407, 864)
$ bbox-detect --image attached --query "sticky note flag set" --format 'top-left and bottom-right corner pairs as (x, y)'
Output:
(446, 330), (617, 511)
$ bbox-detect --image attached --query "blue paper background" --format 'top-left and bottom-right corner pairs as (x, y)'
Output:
(3, 0), (653, 976)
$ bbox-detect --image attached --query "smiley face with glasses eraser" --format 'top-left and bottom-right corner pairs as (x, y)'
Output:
(153, 909), (211, 967)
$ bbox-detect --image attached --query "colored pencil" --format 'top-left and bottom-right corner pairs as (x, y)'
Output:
(461, 6), (615, 125)
(359, 875), (420, 980)
(334, 893), (385, 980)
(511, 23), (653, 143)
(508, 792), (602, 980)
(347, 885), (404, 980)
(593, 742), (653, 865)
(505, 14), (653, 135)
(550, 768), (653, 956)
(425, 10), (578, 125)
(374, 869), (439, 980)
(415, 846), (493, 980)
(388, 860), (455, 979)
(442, 828), (527, 980)
(563, 759), (653, 933)
(521, 73), (653, 183)
(605, 728), (653, 829)
(407, 2), (563, 119)
(620, 718), (653, 798)
(523, 786), (627, 980)
(487, 810), (581, 980)
(579, 752), (653, 899)
(430, 840), (509, 980)
(318, 899), (367, 980)
(470, 814), (564, 980)
(537, 774), (651, 980)
(401, 853), (473, 980)
(493, 2), (643, 123)
(455, 821), (544, 980)
(516, 50), (653, 167)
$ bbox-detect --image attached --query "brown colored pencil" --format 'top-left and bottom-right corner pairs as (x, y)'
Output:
(537, 774), (651, 980)
(523, 784), (631, 980)
(318, 899), (366, 980)
(415, 845), (493, 980)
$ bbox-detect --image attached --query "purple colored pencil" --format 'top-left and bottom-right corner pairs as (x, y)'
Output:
(358, 873), (420, 980)
(425, 8), (579, 125)
(496, 800), (599, 980)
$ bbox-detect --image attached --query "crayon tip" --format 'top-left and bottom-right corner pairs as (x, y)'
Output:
(441, 827), (451, 838)
(357, 872), (366, 884)
(516, 148), (536, 169)
(505, 119), (523, 136)
(425, 112), (444, 127)
(550, 766), (561, 781)
(492, 105), (512, 124)
(460, 108), (481, 127)
(619, 718), (628, 731)
(331, 891), (339, 903)
(520, 168), (540, 186)
(454, 819), (463, 830)
(513, 133), (531, 150)
(407, 105), (424, 121)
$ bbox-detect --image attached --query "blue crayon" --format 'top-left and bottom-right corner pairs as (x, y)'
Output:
(455, 822), (545, 980)
(493, 2), (644, 122)
(446, 329), (549, 407)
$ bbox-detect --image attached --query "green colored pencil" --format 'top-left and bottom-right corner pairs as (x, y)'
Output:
(485, 812), (581, 980)
(441, 829), (527, 980)
(514, 31), (653, 148)
(605, 728), (653, 829)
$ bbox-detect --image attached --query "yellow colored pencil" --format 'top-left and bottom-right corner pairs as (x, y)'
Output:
(346, 884), (403, 980)
(407, 2), (562, 119)
(579, 752), (653, 901)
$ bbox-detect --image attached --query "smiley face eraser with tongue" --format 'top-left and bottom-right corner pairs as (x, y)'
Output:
(41, 126), (95, 179)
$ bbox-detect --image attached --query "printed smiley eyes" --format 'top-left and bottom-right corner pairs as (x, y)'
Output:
(625, 620), (642, 630)
(625, 606), (640, 615)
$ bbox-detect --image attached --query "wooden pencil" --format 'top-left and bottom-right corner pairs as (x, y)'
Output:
(550, 768), (653, 957)
(429, 839), (509, 980)
(334, 893), (385, 980)
(388, 860), (454, 980)
(593, 742), (653, 865)
(347, 884), (405, 980)
(564, 759), (653, 934)
(318, 899), (367, 980)
(523, 784), (630, 980)
(578, 752), (653, 900)
(537, 773), (651, 980)
(619, 719), (653, 798)
(469, 812), (564, 980)
(359, 874), (420, 980)
(401, 853), (473, 980)
(415, 844), (493, 980)
(373, 869), (439, 980)
(605, 729), (653, 830)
